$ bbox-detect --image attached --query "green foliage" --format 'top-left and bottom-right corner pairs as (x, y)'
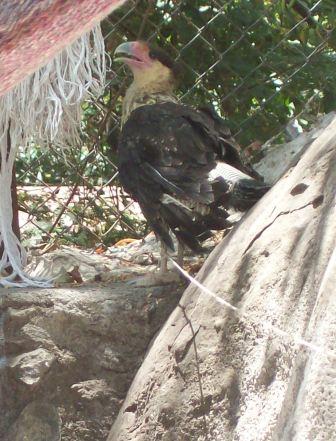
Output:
(106, 0), (336, 145)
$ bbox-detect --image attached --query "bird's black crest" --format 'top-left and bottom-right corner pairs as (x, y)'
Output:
(148, 45), (182, 81)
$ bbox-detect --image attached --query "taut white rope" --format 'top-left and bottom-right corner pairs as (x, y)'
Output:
(170, 258), (335, 359)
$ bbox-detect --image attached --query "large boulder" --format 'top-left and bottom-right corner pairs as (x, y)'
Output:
(108, 117), (336, 440)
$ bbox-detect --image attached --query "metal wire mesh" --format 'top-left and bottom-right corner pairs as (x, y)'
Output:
(16, 0), (336, 250)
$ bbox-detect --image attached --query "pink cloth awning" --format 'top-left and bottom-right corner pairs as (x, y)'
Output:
(0, 0), (125, 96)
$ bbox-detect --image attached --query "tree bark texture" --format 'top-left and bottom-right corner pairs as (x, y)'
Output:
(108, 117), (336, 440)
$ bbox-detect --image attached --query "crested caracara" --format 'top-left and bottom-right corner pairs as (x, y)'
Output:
(113, 41), (269, 281)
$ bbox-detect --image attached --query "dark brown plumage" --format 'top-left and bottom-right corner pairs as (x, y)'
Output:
(113, 41), (269, 256)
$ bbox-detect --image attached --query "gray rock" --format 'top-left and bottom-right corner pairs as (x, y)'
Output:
(255, 112), (336, 184)
(8, 348), (55, 386)
(71, 379), (118, 401)
(1, 281), (183, 440)
(5, 401), (60, 441)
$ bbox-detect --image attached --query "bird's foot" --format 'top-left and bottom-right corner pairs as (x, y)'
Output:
(129, 269), (183, 287)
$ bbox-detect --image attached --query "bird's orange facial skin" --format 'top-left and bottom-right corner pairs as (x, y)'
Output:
(129, 41), (152, 69)
(114, 40), (178, 124)
(114, 41), (153, 71)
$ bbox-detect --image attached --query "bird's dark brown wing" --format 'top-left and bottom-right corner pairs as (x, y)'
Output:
(118, 102), (222, 250)
(117, 102), (261, 251)
(196, 104), (263, 180)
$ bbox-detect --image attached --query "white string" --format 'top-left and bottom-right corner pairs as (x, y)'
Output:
(0, 25), (107, 288)
(171, 259), (238, 312)
(170, 258), (335, 359)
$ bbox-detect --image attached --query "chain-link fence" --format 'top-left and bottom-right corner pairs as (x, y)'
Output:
(16, 0), (336, 250)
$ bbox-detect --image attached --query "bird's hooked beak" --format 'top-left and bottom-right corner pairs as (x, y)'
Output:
(114, 41), (152, 70)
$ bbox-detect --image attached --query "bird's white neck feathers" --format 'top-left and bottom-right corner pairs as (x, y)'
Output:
(122, 60), (177, 125)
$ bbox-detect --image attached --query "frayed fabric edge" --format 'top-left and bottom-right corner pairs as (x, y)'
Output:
(0, 25), (107, 288)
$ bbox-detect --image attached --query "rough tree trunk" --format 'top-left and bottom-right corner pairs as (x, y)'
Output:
(108, 118), (336, 440)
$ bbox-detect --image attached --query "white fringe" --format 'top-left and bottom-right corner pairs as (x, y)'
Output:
(0, 25), (107, 288)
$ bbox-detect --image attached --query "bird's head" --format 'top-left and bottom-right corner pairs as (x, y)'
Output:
(114, 40), (180, 90)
